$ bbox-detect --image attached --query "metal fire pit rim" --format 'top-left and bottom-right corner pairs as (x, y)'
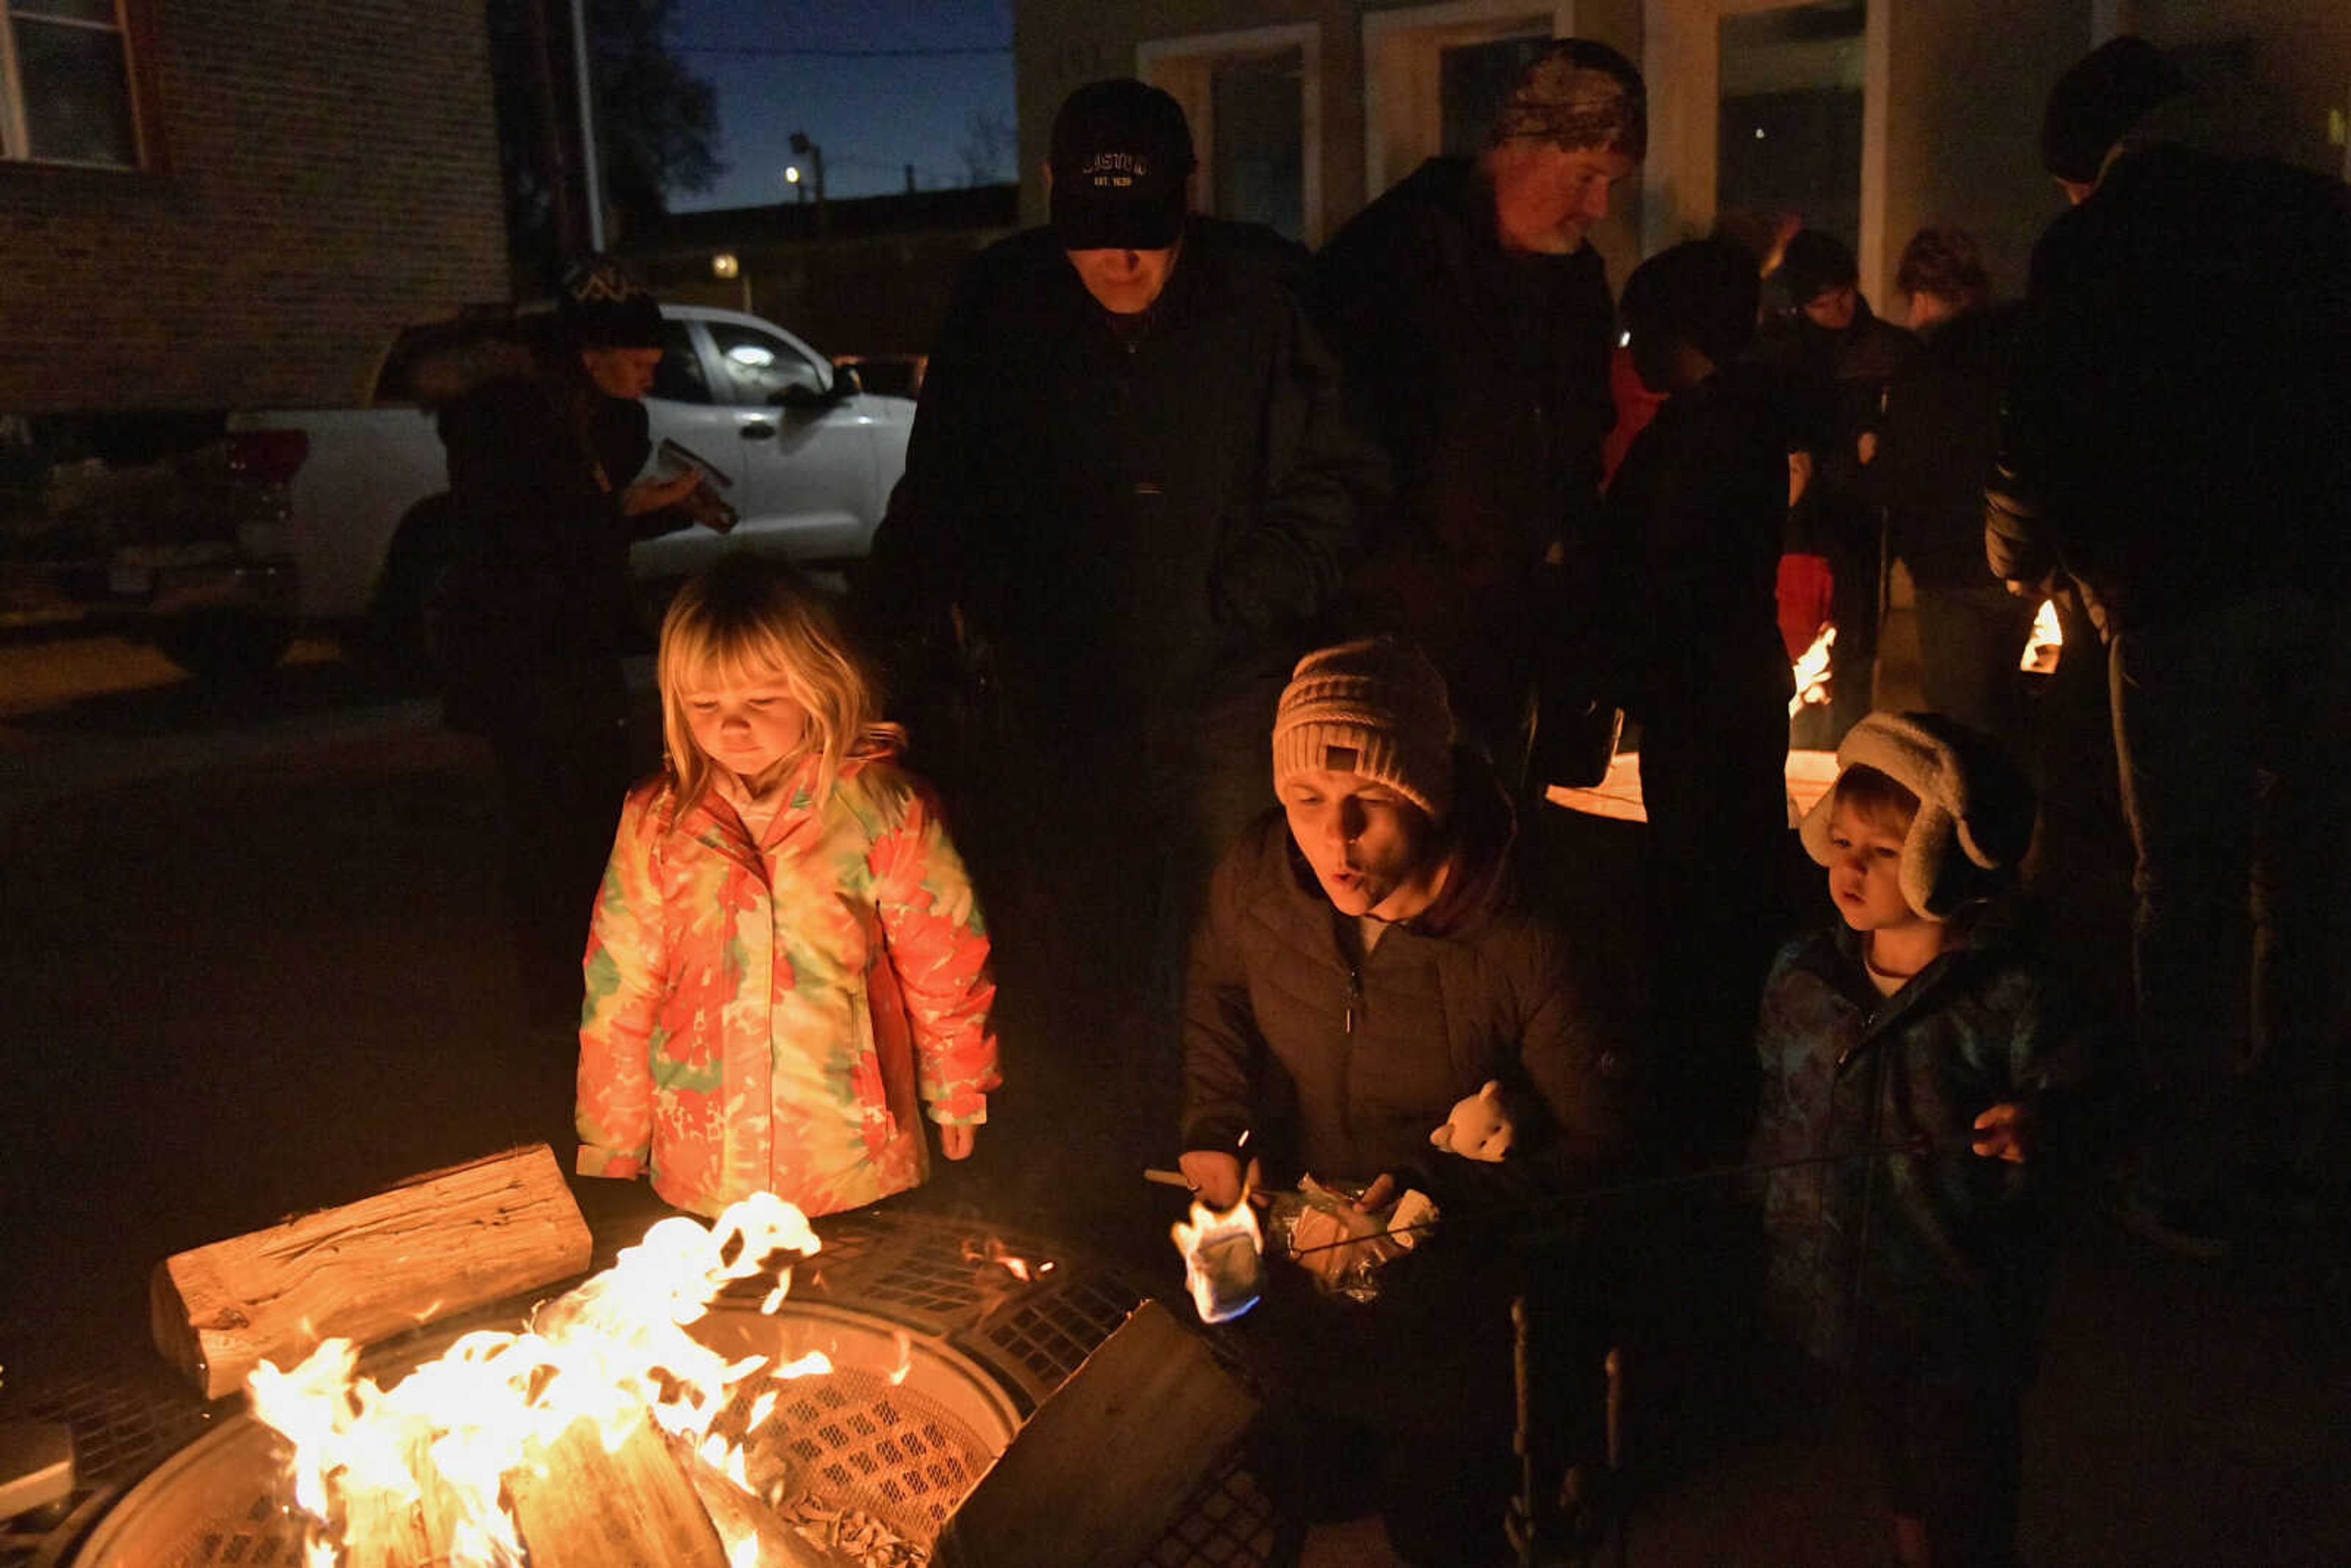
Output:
(60, 1299), (1030, 1568)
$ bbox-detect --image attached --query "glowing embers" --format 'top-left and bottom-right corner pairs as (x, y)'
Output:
(1171, 1193), (1265, 1324)
(246, 1192), (830, 1567)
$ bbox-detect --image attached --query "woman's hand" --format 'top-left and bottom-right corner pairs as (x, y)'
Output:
(1179, 1149), (1262, 1210)
(1971, 1102), (2033, 1164)
(939, 1122), (976, 1161)
(622, 469), (705, 517)
(1292, 1172), (1401, 1286)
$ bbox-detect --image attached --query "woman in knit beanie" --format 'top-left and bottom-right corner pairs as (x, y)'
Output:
(1178, 636), (1632, 1567)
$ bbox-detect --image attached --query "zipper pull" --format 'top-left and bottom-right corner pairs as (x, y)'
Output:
(1345, 966), (1362, 1034)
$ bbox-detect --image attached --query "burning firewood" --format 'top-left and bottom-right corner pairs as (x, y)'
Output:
(504, 1416), (730, 1567)
(151, 1144), (592, 1399)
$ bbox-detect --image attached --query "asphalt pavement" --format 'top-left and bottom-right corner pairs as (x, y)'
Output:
(2, 638), (2347, 1566)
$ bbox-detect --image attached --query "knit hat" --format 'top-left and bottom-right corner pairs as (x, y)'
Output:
(1488, 39), (1648, 160)
(1272, 640), (1456, 821)
(556, 256), (664, 350)
(1799, 711), (2037, 920)
(1621, 238), (1761, 367)
(2040, 36), (2189, 183)
(1776, 228), (1859, 310)
(1049, 78), (1195, 250)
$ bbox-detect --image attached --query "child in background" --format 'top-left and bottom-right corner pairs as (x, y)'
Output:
(1752, 711), (2110, 1568)
(576, 555), (998, 1220)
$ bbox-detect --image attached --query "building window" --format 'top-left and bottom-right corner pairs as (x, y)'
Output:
(1361, 3), (1569, 198)
(1141, 23), (1321, 245)
(2, 0), (141, 168)
(1717, 1), (1866, 257)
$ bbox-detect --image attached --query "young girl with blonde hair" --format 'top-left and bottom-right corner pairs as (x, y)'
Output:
(576, 555), (997, 1219)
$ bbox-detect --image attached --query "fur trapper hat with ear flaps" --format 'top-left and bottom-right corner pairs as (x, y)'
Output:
(1799, 711), (2036, 920)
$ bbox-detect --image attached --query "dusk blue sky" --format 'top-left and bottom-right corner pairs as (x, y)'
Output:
(667, 0), (1017, 209)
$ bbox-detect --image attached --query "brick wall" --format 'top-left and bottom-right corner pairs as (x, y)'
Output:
(0, 0), (509, 415)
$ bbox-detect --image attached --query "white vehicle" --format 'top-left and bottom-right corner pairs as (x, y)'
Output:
(103, 304), (915, 678)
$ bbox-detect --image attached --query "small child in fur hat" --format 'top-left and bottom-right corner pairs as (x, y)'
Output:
(1749, 710), (2115, 1568)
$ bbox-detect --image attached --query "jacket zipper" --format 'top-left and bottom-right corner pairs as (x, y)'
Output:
(1344, 963), (1362, 1035)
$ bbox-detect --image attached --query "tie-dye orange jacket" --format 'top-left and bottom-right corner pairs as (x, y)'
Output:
(576, 751), (997, 1219)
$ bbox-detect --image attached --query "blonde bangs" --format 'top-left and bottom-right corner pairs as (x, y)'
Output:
(658, 561), (902, 815)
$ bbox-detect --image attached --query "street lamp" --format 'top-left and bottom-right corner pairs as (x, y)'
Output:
(788, 130), (826, 211)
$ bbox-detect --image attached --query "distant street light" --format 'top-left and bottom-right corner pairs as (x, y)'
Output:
(711, 252), (749, 312)
(787, 130), (827, 217)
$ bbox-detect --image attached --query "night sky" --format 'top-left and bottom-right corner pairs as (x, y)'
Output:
(667, 0), (1016, 209)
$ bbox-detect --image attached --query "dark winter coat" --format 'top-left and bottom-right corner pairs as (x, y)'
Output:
(435, 338), (683, 737)
(1307, 156), (1619, 737)
(864, 217), (1382, 732)
(1599, 360), (1795, 720)
(1871, 302), (2022, 591)
(1181, 762), (1629, 1214)
(1752, 298), (1914, 564)
(1985, 143), (2351, 629)
(1749, 911), (2112, 1387)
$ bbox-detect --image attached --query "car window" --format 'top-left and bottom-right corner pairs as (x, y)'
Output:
(652, 320), (713, 404)
(706, 322), (828, 405)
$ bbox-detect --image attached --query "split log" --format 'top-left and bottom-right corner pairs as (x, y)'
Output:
(151, 1144), (593, 1399)
(506, 1416), (729, 1568)
(337, 1432), (467, 1568)
(937, 1299), (1257, 1568)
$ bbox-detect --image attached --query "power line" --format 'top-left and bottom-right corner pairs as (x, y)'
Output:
(673, 41), (1009, 59)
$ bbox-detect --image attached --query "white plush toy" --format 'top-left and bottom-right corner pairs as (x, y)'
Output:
(1430, 1080), (1516, 1162)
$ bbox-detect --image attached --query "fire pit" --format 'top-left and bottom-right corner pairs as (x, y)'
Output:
(10, 1207), (1277, 1568)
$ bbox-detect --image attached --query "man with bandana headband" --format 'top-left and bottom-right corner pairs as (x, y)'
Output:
(1310, 39), (1646, 773)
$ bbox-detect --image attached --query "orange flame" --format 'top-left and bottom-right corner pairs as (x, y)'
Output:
(246, 1191), (830, 1566)
(1170, 1195), (1264, 1324)
(2021, 598), (2063, 673)
(1788, 624), (1836, 718)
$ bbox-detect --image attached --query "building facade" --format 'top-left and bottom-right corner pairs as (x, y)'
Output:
(1, 0), (508, 416)
(1013, 0), (2349, 310)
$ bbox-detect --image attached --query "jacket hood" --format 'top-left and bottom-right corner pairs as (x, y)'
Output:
(404, 315), (570, 409)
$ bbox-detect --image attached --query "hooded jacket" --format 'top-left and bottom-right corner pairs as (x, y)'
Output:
(432, 329), (690, 736)
(576, 751), (998, 1219)
(1749, 910), (2112, 1386)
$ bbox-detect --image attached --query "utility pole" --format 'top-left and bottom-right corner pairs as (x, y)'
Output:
(568, 0), (606, 250)
(522, 0), (580, 258)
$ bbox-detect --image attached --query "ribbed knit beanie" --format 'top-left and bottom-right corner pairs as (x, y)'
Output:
(1272, 639), (1455, 820)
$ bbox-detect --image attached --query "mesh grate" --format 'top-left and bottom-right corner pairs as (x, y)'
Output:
(735, 1365), (992, 1544)
(1141, 1449), (1280, 1568)
(972, 1270), (1139, 1407)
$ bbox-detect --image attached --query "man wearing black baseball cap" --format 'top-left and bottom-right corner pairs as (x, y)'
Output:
(1045, 78), (1193, 313)
(863, 78), (1384, 1178)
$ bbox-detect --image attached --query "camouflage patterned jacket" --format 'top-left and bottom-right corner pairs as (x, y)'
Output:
(1749, 910), (2109, 1386)
(576, 751), (997, 1220)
